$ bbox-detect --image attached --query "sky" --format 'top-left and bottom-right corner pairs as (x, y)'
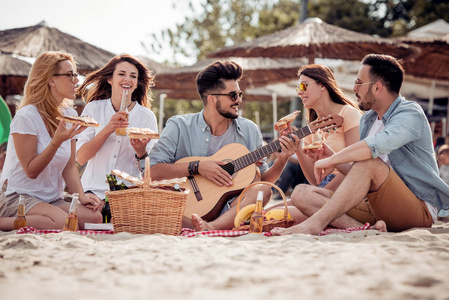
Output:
(0, 0), (203, 66)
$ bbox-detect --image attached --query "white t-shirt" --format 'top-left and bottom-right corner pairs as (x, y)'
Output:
(367, 118), (391, 167)
(76, 99), (158, 198)
(0, 105), (76, 202)
(368, 117), (437, 220)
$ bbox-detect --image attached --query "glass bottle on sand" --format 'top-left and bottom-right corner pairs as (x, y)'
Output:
(13, 195), (27, 230)
(63, 193), (79, 231)
(115, 89), (129, 136)
(249, 191), (264, 234)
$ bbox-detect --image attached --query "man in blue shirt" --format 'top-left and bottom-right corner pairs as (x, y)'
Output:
(273, 54), (449, 235)
(150, 61), (299, 230)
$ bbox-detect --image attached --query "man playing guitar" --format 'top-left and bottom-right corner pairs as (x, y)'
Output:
(150, 61), (300, 231)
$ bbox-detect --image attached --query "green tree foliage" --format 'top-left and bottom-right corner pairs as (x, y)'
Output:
(369, 0), (449, 37)
(148, 0), (300, 65)
(308, 0), (389, 36)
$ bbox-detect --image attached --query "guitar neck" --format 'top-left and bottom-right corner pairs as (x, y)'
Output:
(232, 125), (312, 171)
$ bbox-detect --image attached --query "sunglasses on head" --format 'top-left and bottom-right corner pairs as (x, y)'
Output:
(210, 91), (244, 102)
(296, 81), (316, 92)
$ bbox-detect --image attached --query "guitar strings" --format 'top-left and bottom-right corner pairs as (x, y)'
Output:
(217, 125), (315, 174)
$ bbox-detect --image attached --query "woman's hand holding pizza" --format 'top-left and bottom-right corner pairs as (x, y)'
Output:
(130, 137), (151, 158)
(52, 120), (87, 147)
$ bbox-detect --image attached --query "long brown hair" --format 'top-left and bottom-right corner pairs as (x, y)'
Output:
(19, 51), (76, 137)
(77, 53), (154, 108)
(298, 64), (359, 122)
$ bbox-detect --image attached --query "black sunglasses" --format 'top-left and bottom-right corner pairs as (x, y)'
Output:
(210, 91), (244, 102)
(53, 72), (79, 83)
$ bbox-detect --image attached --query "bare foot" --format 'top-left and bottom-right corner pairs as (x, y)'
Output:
(191, 214), (213, 231)
(371, 220), (387, 232)
(271, 221), (321, 236)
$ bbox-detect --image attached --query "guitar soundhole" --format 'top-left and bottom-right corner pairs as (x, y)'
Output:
(221, 160), (236, 177)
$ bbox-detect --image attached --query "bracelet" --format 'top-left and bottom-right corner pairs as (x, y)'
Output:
(188, 160), (200, 176)
(50, 141), (60, 148)
(134, 152), (148, 160)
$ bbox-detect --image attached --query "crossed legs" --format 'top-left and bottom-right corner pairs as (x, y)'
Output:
(272, 158), (390, 235)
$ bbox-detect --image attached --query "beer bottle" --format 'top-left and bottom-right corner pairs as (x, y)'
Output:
(13, 195), (27, 230)
(249, 191), (264, 234)
(106, 174), (117, 191)
(102, 196), (112, 223)
(63, 193), (79, 231)
(115, 89), (129, 136)
(118, 181), (128, 190)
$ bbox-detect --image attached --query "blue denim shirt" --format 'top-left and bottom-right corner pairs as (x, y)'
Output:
(360, 96), (449, 210)
(150, 110), (268, 174)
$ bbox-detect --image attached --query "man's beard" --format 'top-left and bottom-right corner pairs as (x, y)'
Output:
(216, 99), (238, 119)
(358, 90), (375, 111)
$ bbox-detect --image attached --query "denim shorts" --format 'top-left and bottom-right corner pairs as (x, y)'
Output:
(318, 174), (336, 188)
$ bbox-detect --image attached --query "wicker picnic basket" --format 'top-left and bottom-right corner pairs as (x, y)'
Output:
(105, 158), (189, 235)
(233, 181), (295, 232)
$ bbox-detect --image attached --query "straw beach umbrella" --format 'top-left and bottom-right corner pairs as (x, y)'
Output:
(0, 21), (114, 73)
(136, 55), (172, 74)
(154, 56), (307, 101)
(206, 18), (420, 63)
(0, 53), (31, 99)
(397, 34), (449, 82)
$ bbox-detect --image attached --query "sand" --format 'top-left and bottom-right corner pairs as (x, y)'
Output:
(1, 222), (449, 300)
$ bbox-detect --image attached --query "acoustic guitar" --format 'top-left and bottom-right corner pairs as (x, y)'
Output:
(176, 114), (344, 221)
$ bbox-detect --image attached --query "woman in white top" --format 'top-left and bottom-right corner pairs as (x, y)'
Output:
(76, 54), (158, 209)
(0, 51), (102, 230)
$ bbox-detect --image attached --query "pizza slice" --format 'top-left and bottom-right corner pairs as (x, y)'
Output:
(127, 127), (160, 139)
(303, 128), (326, 150)
(56, 115), (100, 127)
(274, 110), (301, 132)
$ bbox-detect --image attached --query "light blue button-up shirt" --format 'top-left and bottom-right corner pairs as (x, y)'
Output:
(361, 96), (449, 211)
(150, 111), (268, 174)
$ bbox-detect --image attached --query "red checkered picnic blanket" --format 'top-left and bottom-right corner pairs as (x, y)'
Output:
(16, 223), (371, 237)
(16, 226), (114, 235)
(180, 223), (371, 237)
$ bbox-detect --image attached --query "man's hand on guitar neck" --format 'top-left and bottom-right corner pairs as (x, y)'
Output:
(198, 160), (233, 187)
(278, 134), (301, 159)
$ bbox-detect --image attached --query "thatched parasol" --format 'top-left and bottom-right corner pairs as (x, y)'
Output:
(136, 55), (172, 74)
(0, 53), (31, 98)
(0, 21), (114, 73)
(396, 34), (449, 81)
(206, 18), (420, 63)
(154, 56), (307, 101)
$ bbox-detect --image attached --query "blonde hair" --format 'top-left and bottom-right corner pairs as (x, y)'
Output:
(19, 51), (76, 137)
(77, 53), (154, 108)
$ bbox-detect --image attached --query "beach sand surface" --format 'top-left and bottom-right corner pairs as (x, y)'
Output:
(1, 222), (449, 300)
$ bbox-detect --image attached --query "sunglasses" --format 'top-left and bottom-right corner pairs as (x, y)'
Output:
(54, 72), (79, 83)
(210, 91), (244, 102)
(296, 81), (316, 92)
(354, 79), (375, 87)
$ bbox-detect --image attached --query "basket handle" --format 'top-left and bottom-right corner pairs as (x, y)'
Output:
(235, 181), (288, 220)
(143, 157), (151, 188)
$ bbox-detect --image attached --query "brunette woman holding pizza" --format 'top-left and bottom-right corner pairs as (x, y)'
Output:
(76, 54), (158, 211)
(269, 64), (362, 223)
(0, 51), (102, 230)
